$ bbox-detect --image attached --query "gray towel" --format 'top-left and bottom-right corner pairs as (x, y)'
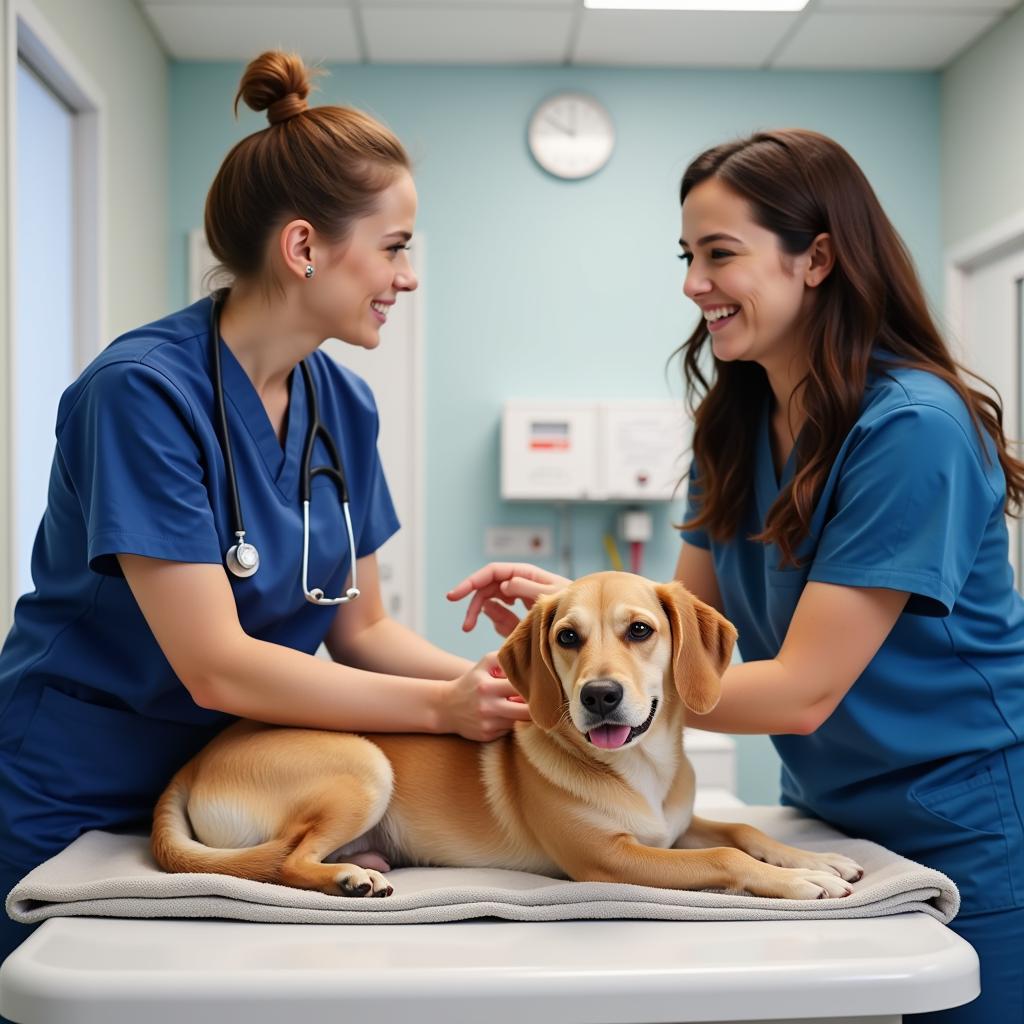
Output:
(6, 805), (959, 926)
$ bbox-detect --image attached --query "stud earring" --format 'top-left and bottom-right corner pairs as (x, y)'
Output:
(305, 264), (315, 279)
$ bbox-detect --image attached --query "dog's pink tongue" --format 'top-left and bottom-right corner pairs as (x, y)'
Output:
(588, 725), (632, 749)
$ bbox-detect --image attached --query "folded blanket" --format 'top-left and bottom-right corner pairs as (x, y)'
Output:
(6, 805), (959, 926)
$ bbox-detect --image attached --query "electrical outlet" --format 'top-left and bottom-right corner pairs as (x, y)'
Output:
(484, 526), (553, 559)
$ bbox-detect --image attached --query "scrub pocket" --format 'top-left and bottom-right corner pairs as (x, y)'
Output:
(14, 687), (222, 815)
(910, 759), (1020, 914)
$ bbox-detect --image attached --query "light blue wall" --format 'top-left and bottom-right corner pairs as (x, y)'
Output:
(170, 64), (941, 804)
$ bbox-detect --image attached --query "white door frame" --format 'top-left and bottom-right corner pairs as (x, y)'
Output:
(945, 208), (1024, 585)
(322, 240), (426, 634)
(945, 207), (1024, 344)
(2, 0), (105, 626)
(409, 240), (425, 634)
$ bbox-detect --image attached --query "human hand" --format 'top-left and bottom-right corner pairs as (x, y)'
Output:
(438, 653), (532, 742)
(446, 562), (571, 637)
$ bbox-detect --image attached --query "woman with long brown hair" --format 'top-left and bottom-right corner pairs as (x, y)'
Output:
(0, 51), (527, 974)
(451, 129), (1024, 1023)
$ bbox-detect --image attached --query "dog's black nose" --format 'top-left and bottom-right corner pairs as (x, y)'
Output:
(580, 680), (623, 715)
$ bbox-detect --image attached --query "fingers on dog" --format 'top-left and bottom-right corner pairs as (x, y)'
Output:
(483, 599), (521, 636)
(460, 586), (494, 630)
(447, 562), (533, 601)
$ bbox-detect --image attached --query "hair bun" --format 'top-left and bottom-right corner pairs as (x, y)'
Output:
(234, 51), (316, 125)
(266, 93), (309, 125)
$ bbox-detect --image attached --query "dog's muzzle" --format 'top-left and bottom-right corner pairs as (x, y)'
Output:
(585, 698), (659, 750)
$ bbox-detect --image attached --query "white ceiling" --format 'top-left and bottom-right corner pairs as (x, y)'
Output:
(139, 0), (1020, 69)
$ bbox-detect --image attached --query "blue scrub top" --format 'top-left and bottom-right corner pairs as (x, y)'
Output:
(0, 296), (399, 863)
(683, 363), (1024, 913)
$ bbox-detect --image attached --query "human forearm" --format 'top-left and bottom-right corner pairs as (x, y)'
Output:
(118, 555), (527, 741)
(196, 633), (451, 733)
(331, 615), (473, 679)
(691, 658), (826, 736)
(687, 583), (909, 736)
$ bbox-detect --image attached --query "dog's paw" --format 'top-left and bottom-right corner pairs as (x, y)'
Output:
(333, 865), (394, 898)
(758, 867), (854, 901)
(749, 843), (864, 883)
(806, 851), (864, 883)
(778, 851), (864, 883)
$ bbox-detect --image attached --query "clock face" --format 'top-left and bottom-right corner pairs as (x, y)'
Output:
(528, 92), (615, 181)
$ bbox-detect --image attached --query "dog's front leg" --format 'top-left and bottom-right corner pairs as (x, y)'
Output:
(676, 816), (863, 883)
(553, 831), (854, 899)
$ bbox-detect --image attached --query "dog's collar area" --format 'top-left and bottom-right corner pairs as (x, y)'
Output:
(585, 698), (659, 749)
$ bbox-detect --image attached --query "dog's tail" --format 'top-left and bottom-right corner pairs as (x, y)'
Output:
(151, 765), (301, 883)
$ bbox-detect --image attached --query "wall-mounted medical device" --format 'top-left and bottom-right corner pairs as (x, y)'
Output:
(501, 400), (690, 502)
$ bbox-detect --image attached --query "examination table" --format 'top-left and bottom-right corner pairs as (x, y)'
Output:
(0, 790), (979, 1024)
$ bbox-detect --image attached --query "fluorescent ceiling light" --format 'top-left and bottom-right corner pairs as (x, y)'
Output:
(584, 0), (809, 10)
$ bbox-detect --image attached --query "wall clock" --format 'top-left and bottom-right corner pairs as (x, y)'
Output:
(527, 92), (615, 181)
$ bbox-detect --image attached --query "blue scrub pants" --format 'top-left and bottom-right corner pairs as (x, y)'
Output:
(849, 743), (1024, 1022)
(0, 749), (153, 1024)
(908, 906), (1024, 1023)
(903, 746), (1024, 1022)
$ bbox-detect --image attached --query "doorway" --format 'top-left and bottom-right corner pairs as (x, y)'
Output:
(948, 217), (1024, 591)
(3, 4), (103, 621)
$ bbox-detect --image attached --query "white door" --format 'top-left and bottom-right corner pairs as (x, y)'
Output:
(13, 59), (76, 599)
(4, 10), (103, 628)
(322, 248), (423, 632)
(958, 242), (1024, 590)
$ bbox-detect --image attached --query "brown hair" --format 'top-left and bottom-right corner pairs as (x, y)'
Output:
(204, 51), (410, 282)
(677, 128), (1024, 566)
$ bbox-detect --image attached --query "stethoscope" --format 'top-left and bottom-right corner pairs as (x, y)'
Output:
(209, 292), (360, 605)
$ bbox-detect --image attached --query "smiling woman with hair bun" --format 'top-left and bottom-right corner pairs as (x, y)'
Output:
(0, 50), (530, 969)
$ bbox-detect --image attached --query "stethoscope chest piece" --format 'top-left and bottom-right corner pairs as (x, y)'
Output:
(226, 534), (260, 578)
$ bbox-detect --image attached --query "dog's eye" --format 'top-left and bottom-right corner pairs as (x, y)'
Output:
(627, 622), (653, 641)
(556, 628), (580, 648)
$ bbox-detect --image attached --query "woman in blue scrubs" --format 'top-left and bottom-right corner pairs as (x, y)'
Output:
(449, 130), (1024, 1023)
(0, 50), (528, 973)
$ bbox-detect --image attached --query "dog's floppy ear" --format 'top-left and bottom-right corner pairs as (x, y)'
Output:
(498, 597), (565, 731)
(656, 580), (737, 715)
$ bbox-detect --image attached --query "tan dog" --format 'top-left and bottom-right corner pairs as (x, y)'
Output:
(152, 572), (862, 899)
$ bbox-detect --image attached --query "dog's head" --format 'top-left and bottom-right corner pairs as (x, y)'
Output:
(498, 571), (736, 752)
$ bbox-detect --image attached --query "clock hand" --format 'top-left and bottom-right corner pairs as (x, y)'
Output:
(544, 113), (574, 136)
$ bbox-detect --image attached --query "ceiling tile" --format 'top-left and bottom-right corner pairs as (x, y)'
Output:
(772, 10), (1001, 69)
(144, 4), (362, 60)
(359, 0), (577, 6)
(573, 10), (797, 67)
(144, 0), (343, 6)
(816, 0), (1017, 9)
(362, 7), (575, 62)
